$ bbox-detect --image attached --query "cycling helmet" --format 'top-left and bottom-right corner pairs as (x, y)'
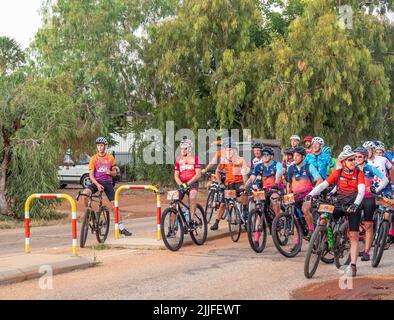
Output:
(293, 147), (306, 156)
(284, 147), (294, 155)
(261, 147), (274, 156)
(290, 135), (300, 141)
(303, 136), (313, 142)
(95, 137), (108, 145)
(252, 142), (263, 150)
(322, 146), (332, 154)
(338, 149), (356, 162)
(180, 138), (193, 150)
(343, 145), (352, 153)
(363, 141), (375, 149)
(354, 146), (368, 156)
(375, 141), (385, 151)
(312, 136), (325, 146)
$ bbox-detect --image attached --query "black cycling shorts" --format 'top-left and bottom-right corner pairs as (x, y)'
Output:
(362, 197), (376, 222)
(88, 182), (115, 202)
(333, 208), (362, 232)
(220, 182), (244, 203)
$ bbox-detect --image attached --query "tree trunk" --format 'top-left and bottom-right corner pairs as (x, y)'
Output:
(0, 128), (12, 216)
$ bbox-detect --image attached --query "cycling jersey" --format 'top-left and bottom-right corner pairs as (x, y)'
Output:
(89, 153), (116, 184)
(175, 155), (201, 183)
(358, 163), (385, 198)
(286, 163), (321, 199)
(217, 156), (247, 186)
(252, 161), (284, 190)
(305, 152), (334, 180)
(251, 157), (263, 170)
(368, 155), (393, 196)
(385, 151), (394, 162)
(326, 169), (365, 201)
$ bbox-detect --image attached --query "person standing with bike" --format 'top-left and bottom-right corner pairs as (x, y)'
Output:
(174, 137), (201, 228)
(210, 138), (248, 231)
(305, 148), (366, 277)
(80, 137), (132, 236)
(245, 147), (284, 216)
(354, 146), (389, 261)
(286, 147), (322, 240)
(305, 137), (335, 180)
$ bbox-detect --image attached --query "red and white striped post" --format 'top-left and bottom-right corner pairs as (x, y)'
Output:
(24, 194), (77, 256)
(114, 185), (161, 240)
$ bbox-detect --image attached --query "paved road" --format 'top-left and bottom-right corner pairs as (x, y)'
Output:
(1, 225), (394, 299)
(0, 216), (157, 255)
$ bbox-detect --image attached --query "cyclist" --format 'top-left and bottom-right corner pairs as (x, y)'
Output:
(245, 146), (283, 216)
(306, 148), (366, 277)
(304, 136), (313, 154)
(282, 147), (294, 184)
(174, 137), (201, 228)
(386, 144), (394, 162)
(286, 147), (323, 240)
(305, 137), (335, 180)
(210, 138), (248, 231)
(322, 145), (336, 175)
(290, 135), (301, 148)
(81, 137), (131, 236)
(251, 142), (264, 170)
(354, 146), (389, 261)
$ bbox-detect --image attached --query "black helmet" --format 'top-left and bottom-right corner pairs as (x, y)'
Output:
(284, 147), (294, 155)
(293, 147), (306, 156)
(252, 142), (263, 150)
(261, 147), (274, 156)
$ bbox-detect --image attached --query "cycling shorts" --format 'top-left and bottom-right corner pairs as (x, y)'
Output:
(88, 182), (115, 202)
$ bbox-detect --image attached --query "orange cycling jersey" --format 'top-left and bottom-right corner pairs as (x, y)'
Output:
(217, 156), (247, 186)
(89, 153), (116, 183)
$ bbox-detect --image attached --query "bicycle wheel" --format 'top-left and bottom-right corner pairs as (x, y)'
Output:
(161, 208), (184, 251)
(96, 208), (110, 243)
(304, 225), (326, 279)
(190, 204), (208, 245)
(228, 205), (241, 242)
(334, 221), (351, 268)
(205, 189), (217, 224)
(372, 220), (389, 268)
(272, 211), (302, 258)
(247, 209), (267, 253)
(80, 209), (91, 248)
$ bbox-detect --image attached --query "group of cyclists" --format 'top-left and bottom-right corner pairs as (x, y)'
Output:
(82, 134), (394, 278)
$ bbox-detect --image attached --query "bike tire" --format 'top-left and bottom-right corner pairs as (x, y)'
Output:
(247, 209), (267, 253)
(80, 209), (91, 248)
(372, 220), (389, 268)
(228, 205), (241, 242)
(205, 189), (216, 224)
(190, 204), (208, 246)
(272, 211), (302, 258)
(334, 221), (351, 268)
(96, 208), (110, 243)
(304, 225), (325, 279)
(161, 208), (184, 251)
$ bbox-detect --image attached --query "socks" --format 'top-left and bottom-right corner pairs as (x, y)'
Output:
(308, 224), (315, 232)
(364, 249), (369, 254)
(389, 229), (394, 236)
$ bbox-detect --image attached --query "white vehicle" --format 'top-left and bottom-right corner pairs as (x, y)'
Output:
(58, 154), (92, 189)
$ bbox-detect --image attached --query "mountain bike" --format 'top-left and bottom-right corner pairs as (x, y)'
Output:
(76, 191), (110, 248)
(371, 196), (394, 267)
(246, 188), (276, 253)
(223, 188), (248, 242)
(271, 192), (318, 258)
(204, 173), (225, 223)
(161, 187), (207, 251)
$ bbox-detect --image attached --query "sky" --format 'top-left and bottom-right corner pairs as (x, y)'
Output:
(0, 0), (44, 48)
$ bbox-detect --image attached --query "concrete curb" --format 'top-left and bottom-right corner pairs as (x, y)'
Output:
(0, 256), (96, 286)
(106, 228), (232, 250)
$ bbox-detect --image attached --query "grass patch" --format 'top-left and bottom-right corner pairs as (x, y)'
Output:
(0, 212), (70, 229)
(92, 243), (111, 251)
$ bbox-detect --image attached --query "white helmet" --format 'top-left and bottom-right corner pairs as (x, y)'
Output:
(363, 141), (375, 150)
(180, 138), (192, 150)
(338, 149), (356, 162)
(312, 136), (325, 146)
(343, 145), (352, 153)
(375, 141), (385, 151)
(290, 135), (300, 141)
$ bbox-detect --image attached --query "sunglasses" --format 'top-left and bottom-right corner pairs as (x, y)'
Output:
(262, 153), (271, 157)
(355, 155), (365, 159)
(346, 158), (356, 162)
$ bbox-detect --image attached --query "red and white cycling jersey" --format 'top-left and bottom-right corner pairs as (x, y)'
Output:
(175, 155), (201, 183)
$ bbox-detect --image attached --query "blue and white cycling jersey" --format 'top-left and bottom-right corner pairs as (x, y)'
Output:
(305, 152), (334, 180)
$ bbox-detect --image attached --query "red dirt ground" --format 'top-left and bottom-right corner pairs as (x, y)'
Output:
(292, 275), (394, 300)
